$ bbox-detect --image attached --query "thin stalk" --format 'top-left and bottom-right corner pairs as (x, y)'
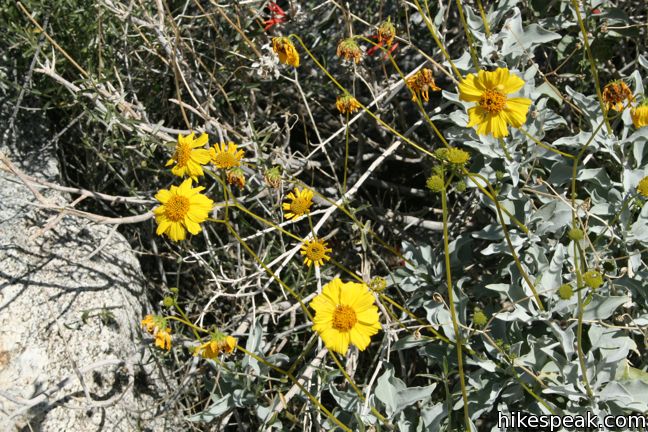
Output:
(498, 137), (513, 161)
(343, 112), (350, 194)
(454, 0), (480, 70)
(441, 179), (471, 429)
(570, 0), (612, 134)
(475, 0), (491, 37)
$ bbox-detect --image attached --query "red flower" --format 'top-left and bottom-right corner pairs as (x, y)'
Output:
(263, 2), (287, 31)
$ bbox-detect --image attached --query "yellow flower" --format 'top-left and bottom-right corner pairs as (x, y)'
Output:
(282, 187), (313, 220)
(458, 67), (532, 138)
(310, 278), (381, 355)
(336, 94), (362, 115)
(209, 142), (245, 169)
(272, 37), (300, 67)
(631, 103), (648, 128)
(406, 68), (440, 103)
(194, 335), (237, 359)
(153, 179), (214, 242)
(141, 315), (172, 351)
(300, 238), (332, 267)
(165, 132), (211, 180)
(637, 176), (648, 198)
(602, 81), (633, 112)
(337, 38), (362, 63)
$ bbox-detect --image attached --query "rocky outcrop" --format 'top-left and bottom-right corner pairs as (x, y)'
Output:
(0, 144), (177, 430)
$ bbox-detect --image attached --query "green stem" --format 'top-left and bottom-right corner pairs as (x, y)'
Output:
(570, 0), (612, 134)
(441, 179), (471, 429)
(498, 137), (513, 161)
(455, 0), (480, 71)
(343, 112), (350, 194)
(475, 0), (491, 37)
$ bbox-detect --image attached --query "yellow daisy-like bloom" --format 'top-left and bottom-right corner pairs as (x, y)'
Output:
(300, 238), (332, 267)
(141, 315), (172, 351)
(458, 67), (532, 138)
(166, 132), (211, 181)
(336, 94), (362, 115)
(194, 335), (237, 359)
(209, 142), (245, 169)
(337, 38), (362, 63)
(631, 103), (648, 128)
(602, 81), (633, 112)
(310, 278), (381, 355)
(153, 179), (214, 242)
(282, 187), (314, 220)
(272, 37), (300, 67)
(637, 176), (648, 198)
(407, 68), (441, 103)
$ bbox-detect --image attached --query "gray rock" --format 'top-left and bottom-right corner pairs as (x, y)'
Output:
(0, 147), (178, 430)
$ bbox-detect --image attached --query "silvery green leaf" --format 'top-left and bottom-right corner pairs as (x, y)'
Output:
(375, 366), (436, 419)
(589, 326), (636, 363)
(187, 394), (233, 422)
(537, 243), (565, 294)
(329, 384), (360, 412)
(243, 320), (264, 373)
(421, 402), (447, 431)
(629, 205), (648, 244)
(582, 295), (630, 320)
(500, 7), (561, 58)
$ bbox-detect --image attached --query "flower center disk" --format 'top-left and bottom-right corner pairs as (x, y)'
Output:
(213, 152), (238, 168)
(332, 305), (357, 332)
(175, 142), (191, 166)
(479, 89), (506, 114)
(165, 195), (190, 221)
(306, 243), (325, 260)
(291, 198), (310, 215)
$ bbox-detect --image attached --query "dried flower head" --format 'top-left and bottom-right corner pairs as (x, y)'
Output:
(336, 94), (362, 115)
(377, 19), (396, 46)
(406, 68), (441, 103)
(194, 334), (237, 359)
(337, 38), (363, 63)
(226, 167), (246, 189)
(264, 166), (283, 188)
(272, 36), (300, 67)
(602, 81), (633, 111)
(141, 315), (172, 350)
